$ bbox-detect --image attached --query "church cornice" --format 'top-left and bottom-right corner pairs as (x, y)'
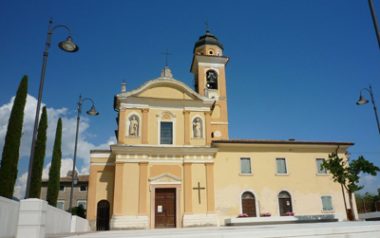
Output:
(119, 99), (213, 111)
(212, 139), (353, 152)
(190, 55), (229, 73)
(111, 144), (217, 158)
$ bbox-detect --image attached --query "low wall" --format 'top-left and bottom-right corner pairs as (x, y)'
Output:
(359, 212), (380, 221)
(71, 215), (91, 232)
(46, 204), (72, 235)
(15, 198), (90, 238)
(0, 196), (19, 238)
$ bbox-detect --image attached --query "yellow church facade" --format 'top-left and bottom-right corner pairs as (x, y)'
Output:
(87, 31), (355, 230)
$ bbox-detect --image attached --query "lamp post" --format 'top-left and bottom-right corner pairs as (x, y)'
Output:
(25, 19), (79, 198)
(356, 85), (380, 134)
(368, 0), (380, 50)
(68, 95), (99, 211)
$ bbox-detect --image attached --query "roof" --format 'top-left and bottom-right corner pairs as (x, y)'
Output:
(212, 139), (354, 146)
(193, 31), (224, 52)
(41, 175), (89, 183)
(115, 67), (215, 109)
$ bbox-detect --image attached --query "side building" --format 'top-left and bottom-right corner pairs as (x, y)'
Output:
(86, 31), (356, 230)
(40, 171), (88, 211)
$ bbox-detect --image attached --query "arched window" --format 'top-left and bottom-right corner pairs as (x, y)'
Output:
(278, 191), (293, 216)
(206, 70), (218, 89)
(96, 200), (110, 231)
(241, 192), (257, 217)
(128, 115), (139, 136)
(192, 117), (203, 138)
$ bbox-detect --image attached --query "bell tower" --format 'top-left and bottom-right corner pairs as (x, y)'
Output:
(190, 31), (229, 139)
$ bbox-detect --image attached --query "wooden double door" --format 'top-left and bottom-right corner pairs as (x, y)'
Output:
(242, 192), (257, 217)
(155, 188), (176, 228)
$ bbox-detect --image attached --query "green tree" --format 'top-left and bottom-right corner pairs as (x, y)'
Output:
(71, 204), (86, 219)
(322, 153), (380, 220)
(0, 76), (28, 198)
(29, 106), (48, 198)
(46, 118), (62, 206)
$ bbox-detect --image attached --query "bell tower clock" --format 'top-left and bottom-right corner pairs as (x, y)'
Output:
(190, 30), (229, 140)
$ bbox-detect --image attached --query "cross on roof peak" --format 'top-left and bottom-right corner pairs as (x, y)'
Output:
(161, 49), (171, 67)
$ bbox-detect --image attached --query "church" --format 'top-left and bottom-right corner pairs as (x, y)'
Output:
(86, 31), (355, 230)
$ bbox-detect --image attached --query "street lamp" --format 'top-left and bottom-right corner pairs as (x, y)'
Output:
(368, 0), (380, 50)
(25, 19), (79, 198)
(356, 85), (380, 134)
(68, 95), (99, 211)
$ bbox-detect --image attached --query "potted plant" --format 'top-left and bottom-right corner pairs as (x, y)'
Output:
(260, 212), (271, 217)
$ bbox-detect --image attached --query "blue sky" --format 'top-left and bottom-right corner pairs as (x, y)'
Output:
(0, 0), (380, 197)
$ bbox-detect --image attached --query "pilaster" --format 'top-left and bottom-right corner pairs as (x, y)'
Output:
(183, 163), (193, 214)
(113, 163), (124, 215)
(142, 109), (149, 144)
(205, 163), (215, 212)
(184, 111), (190, 145)
(118, 109), (126, 144)
(205, 112), (212, 145)
(138, 162), (148, 215)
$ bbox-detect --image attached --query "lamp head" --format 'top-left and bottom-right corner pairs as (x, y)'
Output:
(58, 36), (79, 53)
(86, 105), (99, 116)
(356, 95), (369, 106)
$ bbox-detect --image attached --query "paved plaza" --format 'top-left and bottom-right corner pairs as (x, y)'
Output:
(61, 221), (380, 238)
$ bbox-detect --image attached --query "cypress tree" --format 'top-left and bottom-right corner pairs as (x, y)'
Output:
(0, 76), (28, 198)
(29, 106), (48, 198)
(46, 118), (62, 206)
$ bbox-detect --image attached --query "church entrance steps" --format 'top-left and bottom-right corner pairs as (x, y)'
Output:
(225, 214), (338, 226)
(183, 213), (218, 227)
(60, 221), (380, 238)
(110, 215), (149, 229)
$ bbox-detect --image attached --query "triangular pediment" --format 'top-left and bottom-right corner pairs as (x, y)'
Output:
(119, 78), (213, 103)
(149, 173), (181, 184)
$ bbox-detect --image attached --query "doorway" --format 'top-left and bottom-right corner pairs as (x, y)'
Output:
(155, 188), (176, 228)
(278, 191), (293, 216)
(96, 200), (110, 231)
(242, 191), (257, 217)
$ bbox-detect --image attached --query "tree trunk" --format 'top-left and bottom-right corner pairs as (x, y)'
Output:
(348, 191), (355, 221)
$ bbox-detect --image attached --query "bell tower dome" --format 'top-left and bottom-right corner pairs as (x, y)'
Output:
(190, 30), (229, 140)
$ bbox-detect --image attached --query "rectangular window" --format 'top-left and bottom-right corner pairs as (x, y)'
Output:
(276, 158), (287, 174)
(240, 158), (252, 174)
(59, 185), (65, 191)
(77, 200), (87, 209)
(57, 200), (65, 210)
(321, 196), (333, 211)
(80, 185), (87, 191)
(160, 122), (173, 144)
(316, 158), (327, 174)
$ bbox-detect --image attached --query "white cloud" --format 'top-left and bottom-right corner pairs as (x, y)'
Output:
(0, 94), (113, 199)
(359, 173), (380, 194)
(13, 172), (28, 199)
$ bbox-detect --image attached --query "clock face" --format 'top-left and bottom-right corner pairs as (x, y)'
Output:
(206, 70), (218, 89)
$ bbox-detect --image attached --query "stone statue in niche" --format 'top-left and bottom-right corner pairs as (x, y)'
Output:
(193, 118), (202, 138)
(129, 115), (139, 136)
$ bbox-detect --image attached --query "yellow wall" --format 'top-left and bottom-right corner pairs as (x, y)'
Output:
(213, 148), (348, 223)
(123, 163), (140, 215)
(191, 164), (208, 213)
(139, 86), (193, 100)
(119, 107), (209, 146)
(150, 165), (181, 178)
(87, 163), (115, 226)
